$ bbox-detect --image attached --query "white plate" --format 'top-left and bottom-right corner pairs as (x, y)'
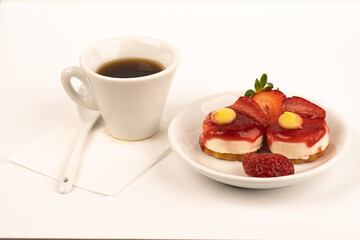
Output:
(168, 91), (351, 189)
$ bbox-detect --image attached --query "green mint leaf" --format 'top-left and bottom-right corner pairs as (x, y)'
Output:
(263, 82), (274, 91)
(245, 89), (255, 97)
(255, 79), (262, 92)
(260, 74), (267, 87)
(244, 73), (275, 97)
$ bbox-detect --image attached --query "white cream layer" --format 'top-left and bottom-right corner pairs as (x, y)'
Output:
(205, 136), (263, 154)
(268, 132), (329, 160)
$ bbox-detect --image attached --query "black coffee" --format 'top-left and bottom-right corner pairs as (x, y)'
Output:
(96, 58), (164, 78)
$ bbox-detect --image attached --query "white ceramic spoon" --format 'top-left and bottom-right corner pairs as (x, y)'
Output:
(59, 86), (100, 194)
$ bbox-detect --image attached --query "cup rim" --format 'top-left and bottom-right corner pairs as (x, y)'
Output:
(79, 36), (180, 82)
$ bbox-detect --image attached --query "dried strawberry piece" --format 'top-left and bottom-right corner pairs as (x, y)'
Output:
(230, 96), (267, 126)
(281, 96), (326, 119)
(252, 90), (286, 125)
(242, 153), (294, 177)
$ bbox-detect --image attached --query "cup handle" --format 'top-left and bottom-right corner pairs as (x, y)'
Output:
(61, 66), (98, 110)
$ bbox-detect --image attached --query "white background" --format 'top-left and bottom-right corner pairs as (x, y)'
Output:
(1, 1), (360, 239)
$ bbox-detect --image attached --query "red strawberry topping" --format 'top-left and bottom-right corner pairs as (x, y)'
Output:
(252, 90), (286, 125)
(281, 96), (326, 119)
(242, 153), (294, 177)
(230, 96), (267, 126)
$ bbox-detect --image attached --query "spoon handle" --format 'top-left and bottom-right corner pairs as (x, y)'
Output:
(59, 127), (90, 194)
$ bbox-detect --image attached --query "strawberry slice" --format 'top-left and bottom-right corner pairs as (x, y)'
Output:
(252, 90), (286, 125)
(230, 96), (267, 126)
(282, 96), (326, 119)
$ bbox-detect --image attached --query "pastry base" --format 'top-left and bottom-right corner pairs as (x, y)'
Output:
(289, 147), (328, 164)
(202, 145), (328, 164)
(202, 146), (249, 161)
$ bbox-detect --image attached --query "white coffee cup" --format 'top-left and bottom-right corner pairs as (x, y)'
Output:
(61, 36), (180, 140)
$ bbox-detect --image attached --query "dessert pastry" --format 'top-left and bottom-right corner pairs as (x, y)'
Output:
(199, 97), (267, 161)
(200, 74), (330, 164)
(266, 97), (329, 164)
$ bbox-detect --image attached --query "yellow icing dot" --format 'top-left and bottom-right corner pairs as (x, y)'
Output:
(211, 108), (236, 125)
(278, 111), (303, 129)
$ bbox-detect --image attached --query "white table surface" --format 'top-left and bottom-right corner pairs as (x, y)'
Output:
(1, 1), (360, 239)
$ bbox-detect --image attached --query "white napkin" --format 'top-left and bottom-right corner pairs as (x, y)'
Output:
(8, 115), (170, 196)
